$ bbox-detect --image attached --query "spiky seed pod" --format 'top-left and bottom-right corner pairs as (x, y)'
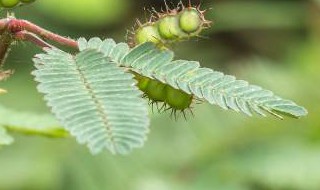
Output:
(158, 15), (185, 40)
(131, 3), (210, 47)
(0, 0), (19, 8)
(135, 24), (161, 45)
(179, 7), (202, 34)
(145, 80), (166, 102)
(135, 74), (150, 92)
(131, 2), (211, 116)
(165, 86), (193, 110)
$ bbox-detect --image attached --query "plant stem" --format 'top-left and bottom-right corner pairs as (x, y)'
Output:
(0, 17), (79, 49)
(0, 32), (13, 66)
(14, 31), (54, 49)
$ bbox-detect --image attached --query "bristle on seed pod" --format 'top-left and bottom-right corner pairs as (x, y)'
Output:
(129, 1), (211, 47)
(129, 1), (211, 118)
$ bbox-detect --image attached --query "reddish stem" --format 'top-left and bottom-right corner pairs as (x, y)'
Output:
(14, 31), (54, 49)
(0, 17), (79, 49)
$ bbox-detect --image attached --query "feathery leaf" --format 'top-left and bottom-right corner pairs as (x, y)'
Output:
(78, 38), (307, 119)
(32, 47), (149, 154)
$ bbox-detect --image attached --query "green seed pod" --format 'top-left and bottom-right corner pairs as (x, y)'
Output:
(0, 0), (19, 8)
(165, 86), (192, 110)
(20, 0), (35, 3)
(129, 3), (209, 115)
(130, 3), (210, 48)
(135, 74), (150, 92)
(146, 80), (166, 102)
(158, 16), (185, 40)
(179, 8), (202, 34)
(135, 24), (161, 45)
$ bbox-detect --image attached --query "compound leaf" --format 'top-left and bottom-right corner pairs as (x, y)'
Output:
(124, 43), (307, 119)
(78, 38), (307, 119)
(32, 47), (149, 154)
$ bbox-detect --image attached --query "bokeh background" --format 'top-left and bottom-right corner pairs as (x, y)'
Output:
(0, 0), (320, 189)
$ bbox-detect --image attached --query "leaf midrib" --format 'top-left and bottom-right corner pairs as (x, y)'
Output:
(73, 57), (115, 148)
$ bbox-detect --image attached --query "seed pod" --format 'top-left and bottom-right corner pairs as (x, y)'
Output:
(135, 24), (161, 45)
(179, 8), (202, 34)
(0, 0), (19, 8)
(145, 80), (166, 102)
(158, 15), (185, 40)
(165, 86), (192, 110)
(130, 2), (210, 47)
(130, 2), (210, 116)
(135, 74), (150, 92)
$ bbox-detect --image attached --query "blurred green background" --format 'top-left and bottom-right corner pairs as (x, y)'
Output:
(0, 0), (320, 189)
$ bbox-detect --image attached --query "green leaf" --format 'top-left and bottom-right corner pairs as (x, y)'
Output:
(32, 47), (149, 154)
(0, 126), (14, 146)
(0, 105), (67, 138)
(78, 38), (307, 119)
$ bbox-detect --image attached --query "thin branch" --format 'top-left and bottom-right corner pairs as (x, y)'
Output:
(14, 31), (54, 49)
(0, 32), (13, 66)
(0, 17), (79, 49)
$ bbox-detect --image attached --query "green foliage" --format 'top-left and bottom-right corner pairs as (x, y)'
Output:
(28, 37), (304, 154)
(0, 105), (67, 138)
(80, 37), (307, 119)
(0, 0), (316, 189)
(0, 103), (67, 147)
(32, 47), (149, 154)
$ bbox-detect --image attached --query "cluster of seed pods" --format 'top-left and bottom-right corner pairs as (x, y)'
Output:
(130, 1), (211, 117)
(0, 0), (35, 8)
(129, 1), (211, 47)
